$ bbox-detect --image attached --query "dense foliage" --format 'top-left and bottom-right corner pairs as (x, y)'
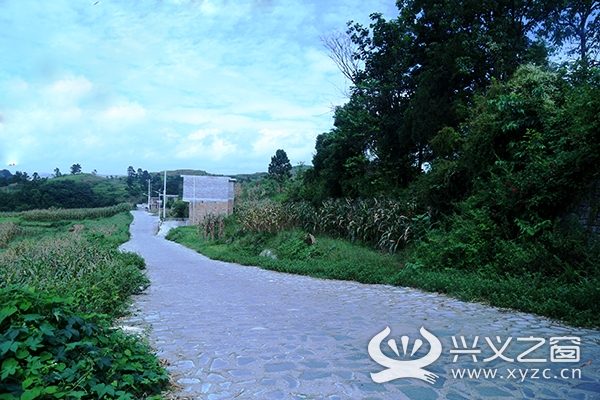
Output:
(0, 209), (170, 398)
(290, 1), (600, 291)
(0, 288), (169, 400)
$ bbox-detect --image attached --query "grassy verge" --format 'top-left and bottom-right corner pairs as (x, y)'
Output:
(0, 208), (170, 399)
(167, 225), (600, 328)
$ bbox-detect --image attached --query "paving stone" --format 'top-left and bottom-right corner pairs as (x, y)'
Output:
(282, 375), (299, 389)
(177, 360), (195, 369)
(236, 356), (256, 367)
(352, 382), (386, 392)
(299, 371), (332, 380)
(178, 378), (201, 384)
(399, 386), (438, 399)
(265, 362), (296, 373)
(445, 392), (470, 400)
(210, 358), (229, 371)
(473, 386), (513, 397)
(229, 369), (253, 377)
(302, 361), (330, 368)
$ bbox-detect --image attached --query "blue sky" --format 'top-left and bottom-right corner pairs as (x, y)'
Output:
(0, 0), (399, 176)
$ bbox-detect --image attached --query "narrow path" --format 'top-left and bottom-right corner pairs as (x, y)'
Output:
(120, 211), (600, 399)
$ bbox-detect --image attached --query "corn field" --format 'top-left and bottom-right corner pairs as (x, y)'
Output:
(0, 231), (149, 316)
(236, 198), (432, 253)
(0, 221), (20, 248)
(198, 213), (226, 241)
(0, 203), (133, 222)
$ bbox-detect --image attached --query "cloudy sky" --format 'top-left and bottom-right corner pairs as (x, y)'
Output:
(0, 0), (399, 176)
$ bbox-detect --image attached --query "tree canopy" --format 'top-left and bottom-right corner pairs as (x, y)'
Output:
(301, 0), (599, 205)
(268, 149), (292, 183)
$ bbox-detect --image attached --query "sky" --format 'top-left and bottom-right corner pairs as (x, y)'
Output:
(0, 0), (399, 176)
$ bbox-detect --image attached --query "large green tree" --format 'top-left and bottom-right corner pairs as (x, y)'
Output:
(303, 0), (555, 202)
(268, 149), (292, 183)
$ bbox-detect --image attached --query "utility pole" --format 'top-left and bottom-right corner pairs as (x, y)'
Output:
(147, 179), (151, 211)
(163, 170), (167, 219)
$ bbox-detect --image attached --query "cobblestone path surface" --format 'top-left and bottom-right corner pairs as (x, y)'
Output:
(119, 211), (600, 399)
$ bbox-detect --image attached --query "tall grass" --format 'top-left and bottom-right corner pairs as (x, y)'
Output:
(0, 208), (171, 398)
(236, 198), (431, 253)
(0, 203), (133, 222)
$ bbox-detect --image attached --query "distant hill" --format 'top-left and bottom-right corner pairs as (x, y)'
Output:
(157, 169), (269, 184)
(0, 173), (140, 212)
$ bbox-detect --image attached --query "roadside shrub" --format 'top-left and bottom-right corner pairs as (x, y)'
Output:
(169, 200), (189, 219)
(0, 286), (169, 399)
(116, 251), (146, 270)
(272, 230), (323, 260)
(412, 204), (600, 280)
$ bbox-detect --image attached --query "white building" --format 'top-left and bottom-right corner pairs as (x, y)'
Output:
(181, 175), (235, 225)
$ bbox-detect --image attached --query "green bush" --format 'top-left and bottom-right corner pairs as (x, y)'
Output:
(271, 230), (322, 260)
(0, 287), (169, 399)
(169, 200), (188, 219)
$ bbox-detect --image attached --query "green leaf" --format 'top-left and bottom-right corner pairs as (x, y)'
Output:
(43, 386), (58, 394)
(39, 322), (55, 337)
(1, 357), (19, 379)
(15, 347), (29, 359)
(23, 314), (44, 322)
(21, 388), (42, 400)
(18, 300), (32, 311)
(0, 305), (18, 325)
(22, 377), (35, 389)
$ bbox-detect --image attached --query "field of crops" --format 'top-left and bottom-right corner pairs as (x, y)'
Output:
(0, 206), (170, 399)
(236, 198), (431, 253)
(0, 203), (133, 222)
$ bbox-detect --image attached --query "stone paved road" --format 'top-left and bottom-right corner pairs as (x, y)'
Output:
(119, 211), (600, 399)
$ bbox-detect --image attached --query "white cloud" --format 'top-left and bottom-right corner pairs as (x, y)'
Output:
(188, 128), (221, 141)
(44, 76), (93, 96)
(101, 102), (147, 121)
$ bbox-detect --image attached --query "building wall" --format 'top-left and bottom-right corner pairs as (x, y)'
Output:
(181, 175), (236, 225)
(189, 201), (230, 225)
